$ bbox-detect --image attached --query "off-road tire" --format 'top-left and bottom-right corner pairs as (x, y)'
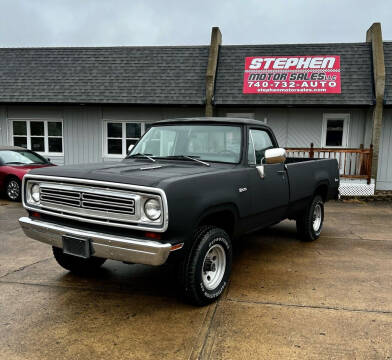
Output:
(5, 177), (21, 201)
(178, 226), (232, 306)
(52, 246), (106, 274)
(296, 195), (324, 242)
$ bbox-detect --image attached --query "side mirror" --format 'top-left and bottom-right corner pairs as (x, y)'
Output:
(128, 144), (135, 154)
(264, 148), (286, 164)
(256, 148), (286, 180)
(46, 157), (51, 163)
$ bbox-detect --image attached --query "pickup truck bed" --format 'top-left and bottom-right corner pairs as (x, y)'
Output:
(285, 157), (339, 210)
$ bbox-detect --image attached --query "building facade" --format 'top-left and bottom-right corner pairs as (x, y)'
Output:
(0, 24), (391, 191)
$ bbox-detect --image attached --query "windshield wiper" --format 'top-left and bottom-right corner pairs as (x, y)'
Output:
(5, 161), (25, 165)
(128, 153), (156, 162)
(158, 155), (210, 167)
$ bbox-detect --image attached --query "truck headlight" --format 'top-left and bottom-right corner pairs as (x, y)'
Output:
(31, 184), (41, 203)
(144, 198), (161, 220)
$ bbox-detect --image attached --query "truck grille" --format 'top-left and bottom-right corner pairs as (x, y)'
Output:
(40, 188), (81, 207)
(40, 188), (135, 215)
(82, 193), (135, 215)
(37, 182), (140, 226)
(23, 175), (168, 231)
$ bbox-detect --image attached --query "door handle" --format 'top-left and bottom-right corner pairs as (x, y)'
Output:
(276, 170), (285, 175)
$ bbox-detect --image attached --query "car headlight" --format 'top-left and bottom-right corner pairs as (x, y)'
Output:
(31, 184), (40, 203)
(144, 198), (161, 220)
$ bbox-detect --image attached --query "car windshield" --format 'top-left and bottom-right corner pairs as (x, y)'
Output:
(0, 150), (47, 165)
(129, 124), (242, 164)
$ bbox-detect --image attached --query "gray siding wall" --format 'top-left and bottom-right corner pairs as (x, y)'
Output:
(377, 109), (392, 190)
(217, 107), (370, 148)
(64, 106), (102, 165)
(0, 104), (204, 165)
(102, 106), (203, 122)
(0, 105), (7, 144)
(364, 108), (374, 147)
(3, 104), (391, 190)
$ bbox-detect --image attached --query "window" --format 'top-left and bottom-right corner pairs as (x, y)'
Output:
(248, 129), (274, 165)
(322, 114), (350, 148)
(104, 121), (151, 157)
(130, 125), (242, 164)
(11, 120), (63, 154)
(0, 150), (48, 165)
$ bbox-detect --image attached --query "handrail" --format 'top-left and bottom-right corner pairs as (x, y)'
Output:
(286, 143), (373, 184)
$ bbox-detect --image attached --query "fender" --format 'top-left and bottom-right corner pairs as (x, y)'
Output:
(314, 179), (332, 201)
(194, 203), (240, 236)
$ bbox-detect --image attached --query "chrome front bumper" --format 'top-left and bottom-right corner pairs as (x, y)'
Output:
(19, 217), (171, 266)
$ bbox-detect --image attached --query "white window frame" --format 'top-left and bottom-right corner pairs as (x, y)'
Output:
(9, 119), (64, 156)
(321, 113), (350, 148)
(103, 120), (150, 158)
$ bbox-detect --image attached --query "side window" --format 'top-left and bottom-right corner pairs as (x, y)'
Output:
(248, 129), (274, 165)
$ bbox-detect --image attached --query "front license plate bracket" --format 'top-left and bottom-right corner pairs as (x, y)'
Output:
(62, 235), (92, 259)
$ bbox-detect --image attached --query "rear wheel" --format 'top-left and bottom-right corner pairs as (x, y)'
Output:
(5, 178), (21, 201)
(52, 246), (106, 274)
(178, 226), (232, 306)
(296, 195), (324, 242)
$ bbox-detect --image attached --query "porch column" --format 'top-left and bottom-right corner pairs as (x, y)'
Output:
(205, 27), (222, 117)
(366, 22), (386, 180)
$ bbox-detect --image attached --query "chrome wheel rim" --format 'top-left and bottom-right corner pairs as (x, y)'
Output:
(7, 180), (20, 200)
(202, 243), (226, 291)
(312, 203), (322, 232)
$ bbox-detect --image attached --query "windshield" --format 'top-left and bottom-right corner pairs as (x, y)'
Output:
(0, 150), (48, 165)
(129, 124), (242, 164)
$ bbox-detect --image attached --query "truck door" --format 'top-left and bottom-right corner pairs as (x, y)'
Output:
(247, 128), (289, 228)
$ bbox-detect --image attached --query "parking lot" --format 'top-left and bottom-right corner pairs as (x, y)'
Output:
(1, 199), (392, 360)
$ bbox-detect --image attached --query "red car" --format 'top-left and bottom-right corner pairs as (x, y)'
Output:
(0, 146), (54, 201)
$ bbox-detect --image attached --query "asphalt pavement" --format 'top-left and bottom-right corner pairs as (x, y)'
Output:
(1, 199), (392, 359)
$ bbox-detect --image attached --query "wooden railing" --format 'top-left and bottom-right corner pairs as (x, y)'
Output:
(286, 143), (373, 184)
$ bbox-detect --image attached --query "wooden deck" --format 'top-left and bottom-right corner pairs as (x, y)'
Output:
(286, 143), (373, 184)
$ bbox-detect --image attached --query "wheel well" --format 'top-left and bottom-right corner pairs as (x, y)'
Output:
(314, 184), (328, 202)
(198, 210), (236, 237)
(4, 174), (20, 185)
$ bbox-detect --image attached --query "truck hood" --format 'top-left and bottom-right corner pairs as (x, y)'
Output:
(28, 159), (233, 187)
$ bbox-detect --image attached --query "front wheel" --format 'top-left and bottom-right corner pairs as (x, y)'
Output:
(296, 195), (324, 242)
(6, 178), (21, 201)
(52, 246), (106, 274)
(178, 226), (232, 306)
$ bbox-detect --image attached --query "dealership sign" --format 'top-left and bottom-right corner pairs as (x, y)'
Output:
(243, 56), (341, 94)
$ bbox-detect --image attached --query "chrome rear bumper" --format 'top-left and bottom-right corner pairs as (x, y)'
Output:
(19, 216), (171, 266)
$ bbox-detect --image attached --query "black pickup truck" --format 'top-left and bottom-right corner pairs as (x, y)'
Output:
(19, 117), (339, 305)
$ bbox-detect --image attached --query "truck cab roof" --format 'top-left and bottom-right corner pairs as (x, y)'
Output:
(156, 117), (271, 129)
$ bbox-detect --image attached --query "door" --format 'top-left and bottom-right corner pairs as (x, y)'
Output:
(322, 113), (350, 148)
(322, 114), (350, 175)
(248, 128), (289, 228)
